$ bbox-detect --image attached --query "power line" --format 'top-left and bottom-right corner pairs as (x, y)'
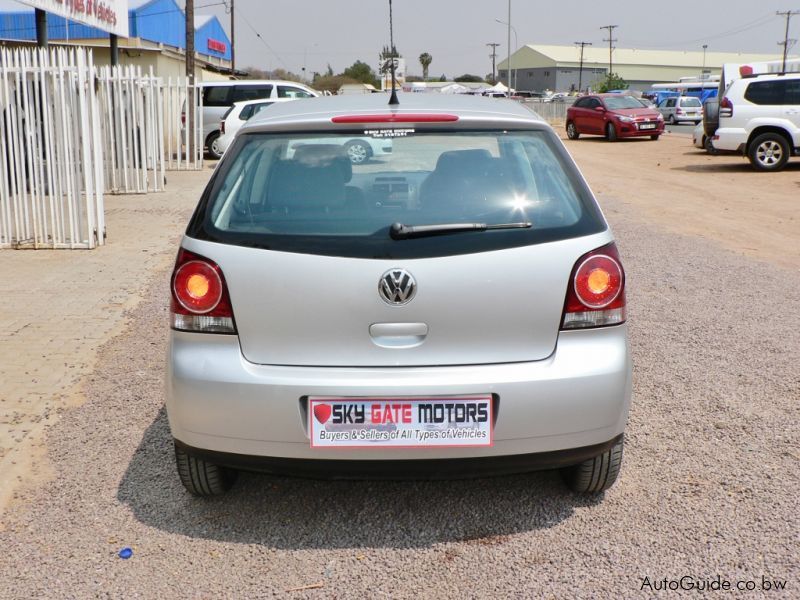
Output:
(626, 13), (776, 49)
(777, 10), (800, 71)
(235, 5), (287, 69)
(600, 24), (617, 75)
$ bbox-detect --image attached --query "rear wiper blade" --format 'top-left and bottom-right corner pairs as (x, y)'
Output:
(389, 221), (532, 240)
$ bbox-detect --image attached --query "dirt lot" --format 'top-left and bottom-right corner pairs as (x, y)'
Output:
(0, 133), (798, 598)
(564, 131), (800, 271)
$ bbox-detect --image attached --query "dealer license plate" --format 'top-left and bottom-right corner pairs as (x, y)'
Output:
(639, 123), (656, 130)
(309, 395), (493, 448)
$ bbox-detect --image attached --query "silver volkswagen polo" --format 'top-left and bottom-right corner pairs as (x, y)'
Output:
(166, 94), (632, 496)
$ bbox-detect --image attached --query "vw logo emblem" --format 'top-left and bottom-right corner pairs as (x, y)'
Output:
(379, 269), (416, 306)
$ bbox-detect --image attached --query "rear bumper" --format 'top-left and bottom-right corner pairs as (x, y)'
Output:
(175, 434), (624, 479)
(166, 325), (632, 464)
(712, 127), (747, 153)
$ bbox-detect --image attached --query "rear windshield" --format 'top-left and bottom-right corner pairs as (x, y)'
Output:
(680, 97), (702, 107)
(189, 129), (605, 259)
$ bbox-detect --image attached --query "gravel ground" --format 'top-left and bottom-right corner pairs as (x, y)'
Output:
(0, 193), (798, 598)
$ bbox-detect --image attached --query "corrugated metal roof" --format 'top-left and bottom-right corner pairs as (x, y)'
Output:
(0, 0), (230, 61)
(500, 44), (788, 69)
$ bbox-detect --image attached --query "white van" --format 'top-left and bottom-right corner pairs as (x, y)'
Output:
(199, 80), (319, 158)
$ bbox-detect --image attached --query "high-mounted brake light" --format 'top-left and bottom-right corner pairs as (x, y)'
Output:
(739, 65), (754, 77)
(562, 243), (626, 330)
(331, 114), (459, 124)
(170, 249), (236, 334)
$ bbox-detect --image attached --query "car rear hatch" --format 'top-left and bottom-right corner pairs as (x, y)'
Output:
(183, 235), (607, 367)
(185, 111), (608, 367)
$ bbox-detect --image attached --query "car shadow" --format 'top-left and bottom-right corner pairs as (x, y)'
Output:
(671, 161), (800, 173)
(564, 137), (658, 144)
(117, 408), (602, 550)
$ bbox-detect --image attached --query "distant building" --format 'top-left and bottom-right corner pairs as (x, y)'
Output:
(338, 83), (379, 94)
(0, 0), (234, 80)
(498, 44), (787, 92)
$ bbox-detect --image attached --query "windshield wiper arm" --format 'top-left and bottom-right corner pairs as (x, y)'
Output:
(389, 221), (532, 240)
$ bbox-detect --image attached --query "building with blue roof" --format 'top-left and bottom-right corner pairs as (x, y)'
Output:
(0, 0), (233, 80)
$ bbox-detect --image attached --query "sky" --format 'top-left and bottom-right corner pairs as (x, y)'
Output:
(1, 0), (799, 77)
(194, 0), (800, 77)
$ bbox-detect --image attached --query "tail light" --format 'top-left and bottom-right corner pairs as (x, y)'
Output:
(170, 249), (236, 334)
(220, 120), (226, 134)
(561, 243), (626, 330)
(181, 111), (186, 126)
(719, 96), (733, 118)
(676, 108), (684, 115)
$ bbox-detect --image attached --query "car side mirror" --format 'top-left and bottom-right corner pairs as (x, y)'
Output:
(594, 106), (606, 112)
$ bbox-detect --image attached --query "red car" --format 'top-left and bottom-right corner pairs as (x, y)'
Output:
(566, 94), (665, 141)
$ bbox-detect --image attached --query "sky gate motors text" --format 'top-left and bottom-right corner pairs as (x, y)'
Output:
(327, 402), (490, 425)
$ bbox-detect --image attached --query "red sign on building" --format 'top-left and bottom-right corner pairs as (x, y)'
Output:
(207, 38), (227, 54)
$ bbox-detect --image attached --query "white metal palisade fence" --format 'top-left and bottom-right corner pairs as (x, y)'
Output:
(0, 47), (203, 250)
(0, 47), (104, 249)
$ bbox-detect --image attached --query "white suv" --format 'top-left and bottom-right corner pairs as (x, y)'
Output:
(712, 73), (800, 171)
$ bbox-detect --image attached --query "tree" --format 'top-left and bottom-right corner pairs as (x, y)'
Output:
(241, 66), (304, 83)
(313, 74), (361, 94)
(439, 74), (447, 82)
(454, 74), (485, 83)
(269, 68), (304, 83)
(419, 52), (432, 80)
(595, 72), (629, 93)
(343, 60), (380, 88)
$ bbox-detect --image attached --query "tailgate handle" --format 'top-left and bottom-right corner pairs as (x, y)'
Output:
(369, 322), (428, 348)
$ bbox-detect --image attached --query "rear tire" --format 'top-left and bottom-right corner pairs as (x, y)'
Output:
(668, 114), (676, 125)
(206, 132), (223, 160)
(748, 133), (790, 172)
(650, 134), (660, 141)
(606, 122), (617, 142)
(704, 136), (717, 155)
(561, 436), (624, 494)
(566, 121), (580, 140)
(174, 442), (237, 496)
(345, 140), (371, 164)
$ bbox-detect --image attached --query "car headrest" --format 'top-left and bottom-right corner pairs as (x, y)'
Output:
(292, 144), (352, 183)
(433, 149), (493, 176)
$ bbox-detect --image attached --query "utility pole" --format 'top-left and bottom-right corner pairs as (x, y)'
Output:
(487, 42), (501, 84)
(35, 9), (47, 47)
(230, 0), (235, 72)
(574, 41), (592, 93)
(506, 0), (511, 87)
(777, 10), (799, 72)
(701, 44), (707, 78)
(600, 24), (618, 76)
(186, 0), (196, 159)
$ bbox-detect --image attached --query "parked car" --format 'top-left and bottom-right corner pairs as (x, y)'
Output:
(217, 96), (394, 163)
(710, 72), (800, 171)
(198, 80), (319, 159)
(566, 94), (664, 141)
(657, 96), (703, 124)
(217, 98), (295, 155)
(166, 94), (632, 497)
(288, 135), (393, 165)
